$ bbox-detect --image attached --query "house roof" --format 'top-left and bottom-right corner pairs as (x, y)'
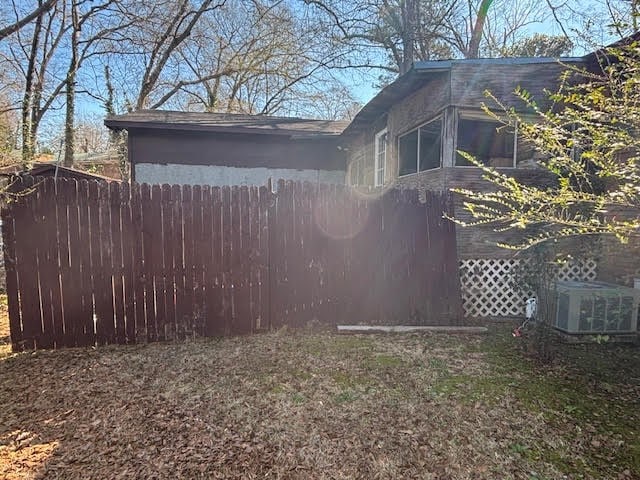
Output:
(0, 162), (118, 182)
(582, 30), (640, 65)
(342, 56), (584, 137)
(105, 110), (350, 138)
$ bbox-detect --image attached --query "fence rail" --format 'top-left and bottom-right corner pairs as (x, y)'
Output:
(2, 177), (461, 350)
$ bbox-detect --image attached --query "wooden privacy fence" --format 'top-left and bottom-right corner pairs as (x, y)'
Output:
(2, 177), (461, 350)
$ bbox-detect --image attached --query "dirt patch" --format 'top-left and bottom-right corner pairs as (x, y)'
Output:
(0, 308), (639, 478)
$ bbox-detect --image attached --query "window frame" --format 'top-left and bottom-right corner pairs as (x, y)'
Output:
(454, 110), (523, 169)
(374, 128), (387, 187)
(348, 149), (366, 186)
(397, 115), (443, 178)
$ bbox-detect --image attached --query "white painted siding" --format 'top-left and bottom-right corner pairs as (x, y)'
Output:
(135, 163), (345, 187)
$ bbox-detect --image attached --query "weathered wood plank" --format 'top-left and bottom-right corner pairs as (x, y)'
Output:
(258, 186), (270, 331)
(120, 182), (135, 343)
(229, 187), (242, 333)
(207, 186), (224, 335)
(20, 178), (43, 348)
(236, 186), (251, 333)
(171, 184), (185, 340)
(182, 185), (194, 337)
(2, 190), (21, 351)
(221, 186), (232, 335)
(87, 181), (102, 345)
(149, 184), (165, 341)
(97, 181), (115, 344)
(201, 186), (214, 335)
(140, 183), (155, 342)
(110, 182), (126, 344)
(76, 180), (95, 345)
(35, 180), (54, 349)
(161, 184), (176, 340)
(191, 185), (205, 336)
(248, 186), (260, 331)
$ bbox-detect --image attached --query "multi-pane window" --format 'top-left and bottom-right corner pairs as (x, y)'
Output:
(374, 129), (387, 186)
(398, 117), (442, 176)
(348, 150), (370, 186)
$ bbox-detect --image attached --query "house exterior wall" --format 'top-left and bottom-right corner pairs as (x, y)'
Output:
(346, 74), (451, 186)
(342, 61), (576, 259)
(344, 60), (576, 189)
(598, 237), (640, 287)
(446, 168), (557, 258)
(128, 128), (345, 186)
(596, 207), (640, 286)
(134, 163), (345, 187)
(449, 61), (570, 111)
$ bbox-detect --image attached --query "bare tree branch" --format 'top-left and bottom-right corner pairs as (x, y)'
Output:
(0, 0), (58, 40)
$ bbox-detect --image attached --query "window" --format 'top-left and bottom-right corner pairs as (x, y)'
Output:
(374, 129), (387, 186)
(349, 156), (359, 185)
(398, 117), (442, 176)
(455, 113), (536, 168)
(348, 150), (373, 186)
(348, 154), (362, 185)
(456, 118), (514, 167)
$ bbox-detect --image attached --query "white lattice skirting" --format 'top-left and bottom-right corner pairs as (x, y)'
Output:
(460, 258), (597, 317)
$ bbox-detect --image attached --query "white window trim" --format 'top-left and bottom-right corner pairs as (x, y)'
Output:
(374, 129), (387, 187)
(397, 116), (443, 178)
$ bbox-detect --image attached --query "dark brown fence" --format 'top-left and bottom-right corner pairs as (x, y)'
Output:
(2, 177), (461, 350)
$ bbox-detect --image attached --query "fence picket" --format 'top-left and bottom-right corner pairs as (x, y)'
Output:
(97, 181), (115, 344)
(2, 189), (21, 350)
(237, 186), (251, 333)
(160, 184), (175, 340)
(192, 185), (204, 336)
(120, 182), (135, 344)
(36, 180), (54, 349)
(171, 184), (185, 340)
(209, 187), (224, 335)
(110, 182), (126, 344)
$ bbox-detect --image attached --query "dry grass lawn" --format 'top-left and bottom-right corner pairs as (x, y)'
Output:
(1, 302), (639, 479)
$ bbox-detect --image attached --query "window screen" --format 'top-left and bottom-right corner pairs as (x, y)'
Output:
(419, 119), (442, 171)
(456, 118), (515, 167)
(398, 130), (418, 176)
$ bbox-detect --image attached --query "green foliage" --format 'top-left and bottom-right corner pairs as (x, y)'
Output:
(451, 41), (640, 249)
(501, 33), (573, 58)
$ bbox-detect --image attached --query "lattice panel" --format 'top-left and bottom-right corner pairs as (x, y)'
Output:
(460, 258), (597, 317)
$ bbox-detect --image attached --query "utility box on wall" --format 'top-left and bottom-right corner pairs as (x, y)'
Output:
(554, 281), (640, 335)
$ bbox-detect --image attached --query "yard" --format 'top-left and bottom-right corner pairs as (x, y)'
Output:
(1, 302), (639, 479)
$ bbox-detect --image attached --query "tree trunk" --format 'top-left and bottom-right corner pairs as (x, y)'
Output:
(400, 0), (417, 75)
(21, 1), (45, 166)
(467, 0), (494, 58)
(64, 0), (80, 167)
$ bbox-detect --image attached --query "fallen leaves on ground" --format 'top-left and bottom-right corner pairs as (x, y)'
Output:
(0, 327), (638, 479)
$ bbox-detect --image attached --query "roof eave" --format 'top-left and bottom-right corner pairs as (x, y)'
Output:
(103, 119), (344, 138)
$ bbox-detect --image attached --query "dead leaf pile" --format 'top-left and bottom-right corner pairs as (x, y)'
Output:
(0, 329), (638, 479)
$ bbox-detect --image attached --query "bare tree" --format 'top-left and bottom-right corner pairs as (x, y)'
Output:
(304, 0), (550, 75)
(544, 0), (639, 49)
(0, 0), (58, 40)
(12, 0), (68, 164)
(62, 0), (131, 166)
(124, 0), (226, 110)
